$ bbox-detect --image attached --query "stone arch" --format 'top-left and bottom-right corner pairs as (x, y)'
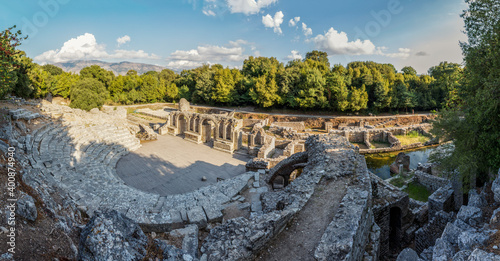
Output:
(177, 114), (188, 135)
(226, 123), (232, 141)
(200, 117), (217, 144)
(389, 206), (402, 252)
(268, 152), (308, 188)
(219, 121), (225, 139)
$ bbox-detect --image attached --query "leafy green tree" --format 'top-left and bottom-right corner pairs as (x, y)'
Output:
(211, 67), (235, 104)
(432, 0), (500, 187)
(126, 69), (137, 76)
(348, 85), (368, 111)
(401, 66), (417, 76)
(80, 65), (115, 88)
(41, 64), (64, 75)
(50, 72), (78, 98)
(179, 85), (190, 100)
(305, 50), (330, 68)
(1, 26), (27, 98)
(428, 62), (463, 108)
(139, 74), (163, 103)
(69, 78), (108, 111)
(165, 82), (179, 102)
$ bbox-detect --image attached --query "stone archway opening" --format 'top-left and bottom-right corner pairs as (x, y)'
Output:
(389, 206), (402, 253)
(289, 167), (304, 183)
(178, 114), (187, 136)
(201, 118), (216, 146)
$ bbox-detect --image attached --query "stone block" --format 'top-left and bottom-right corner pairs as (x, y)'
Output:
(468, 189), (487, 208)
(428, 185), (454, 220)
(457, 230), (489, 251)
(493, 168), (500, 202)
(202, 205), (223, 223)
(457, 205), (482, 227)
(396, 248), (419, 261)
(441, 222), (463, 245)
(187, 207), (207, 228)
(451, 250), (471, 261)
(432, 237), (455, 261)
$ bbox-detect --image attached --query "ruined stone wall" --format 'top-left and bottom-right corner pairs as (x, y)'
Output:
(414, 171), (450, 193)
(270, 121), (306, 131)
(257, 136), (275, 158)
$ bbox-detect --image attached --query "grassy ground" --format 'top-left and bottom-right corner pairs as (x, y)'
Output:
(370, 141), (391, 149)
(395, 131), (430, 146)
(389, 176), (406, 188)
(404, 182), (431, 202)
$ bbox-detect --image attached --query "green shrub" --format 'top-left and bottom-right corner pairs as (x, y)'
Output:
(69, 78), (108, 111)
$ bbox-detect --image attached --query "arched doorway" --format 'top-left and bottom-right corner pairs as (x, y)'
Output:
(178, 114), (187, 136)
(389, 207), (402, 252)
(201, 118), (216, 146)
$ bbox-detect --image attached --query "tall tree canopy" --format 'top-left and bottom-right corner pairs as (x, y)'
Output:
(432, 0), (500, 187)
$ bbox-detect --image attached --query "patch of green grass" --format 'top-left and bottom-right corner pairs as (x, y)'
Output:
(389, 177), (406, 188)
(370, 141), (390, 148)
(395, 131), (430, 146)
(404, 182), (431, 202)
(263, 125), (270, 131)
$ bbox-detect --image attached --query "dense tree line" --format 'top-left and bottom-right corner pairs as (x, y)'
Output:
(2, 30), (462, 114)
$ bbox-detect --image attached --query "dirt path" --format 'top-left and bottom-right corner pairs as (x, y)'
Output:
(255, 176), (348, 261)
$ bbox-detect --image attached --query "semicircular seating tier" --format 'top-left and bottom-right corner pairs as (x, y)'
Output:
(26, 105), (253, 231)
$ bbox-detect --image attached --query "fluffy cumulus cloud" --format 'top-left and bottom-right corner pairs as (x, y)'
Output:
(35, 33), (159, 63)
(226, 0), (278, 15)
(116, 35), (130, 46)
(286, 50), (302, 60)
(381, 48), (411, 58)
(312, 28), (376, 55)
(301, 22), (312, 37)
(288, 16), (300, 27)
(167, 40), (255, 70)
(262, 11), (284, 34)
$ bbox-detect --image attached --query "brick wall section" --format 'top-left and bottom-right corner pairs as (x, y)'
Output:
(415, 211), (454, 253)
(427, 184), (454, 221)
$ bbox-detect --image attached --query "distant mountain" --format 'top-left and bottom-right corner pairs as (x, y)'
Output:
(51, 60), (168, 75)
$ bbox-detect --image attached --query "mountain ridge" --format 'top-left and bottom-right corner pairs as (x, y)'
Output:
(51, 60), (169, 75)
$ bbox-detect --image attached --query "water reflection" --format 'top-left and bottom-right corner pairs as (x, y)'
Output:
(365, 146), (438, 180)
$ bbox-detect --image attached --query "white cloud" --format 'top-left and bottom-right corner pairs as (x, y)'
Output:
(262, 11), (284, 34)
(116, 35), (130, 46)
(381, 48), (411, 58)
(288, 16), (300, 27)
(167, 40), (255, 70)
(301, 22), (312, 37)
(34, 33), (159, 63)
(226, 0), (278, 15)
(286, 50), (302, 60)
(203, 9), (216, 16)
(312, 27), (376, 55)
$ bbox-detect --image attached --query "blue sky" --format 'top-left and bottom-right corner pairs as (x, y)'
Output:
(1, 0), (467, 74)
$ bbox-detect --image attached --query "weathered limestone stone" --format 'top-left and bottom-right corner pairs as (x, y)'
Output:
(490, 207), (500, 224)
(468, 189), (487, 208)
(187, 207), (207, 228)
(457, 205), (482, 227)
(16, 192), (37, 221)
(170, 225), (199, 259)
(432, 238), (455, 261)
(155, 239), (197, 261)
(467, 249), (500, 261)
(451, 250), (471, 261)
(78, 210), (148, 261)
(493, 169), (500, 202)
(441, 222), (463, 245)
(179, 98), (190, 112)
(396, 248), (420, 261)
(457, 230), (489, 251)
(428, 184), (454, 220)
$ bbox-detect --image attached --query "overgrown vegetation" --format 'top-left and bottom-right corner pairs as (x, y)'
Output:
(395, 131), (430, 146)
(431, 0), (500, 188)
(403, 182), (431, 202)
